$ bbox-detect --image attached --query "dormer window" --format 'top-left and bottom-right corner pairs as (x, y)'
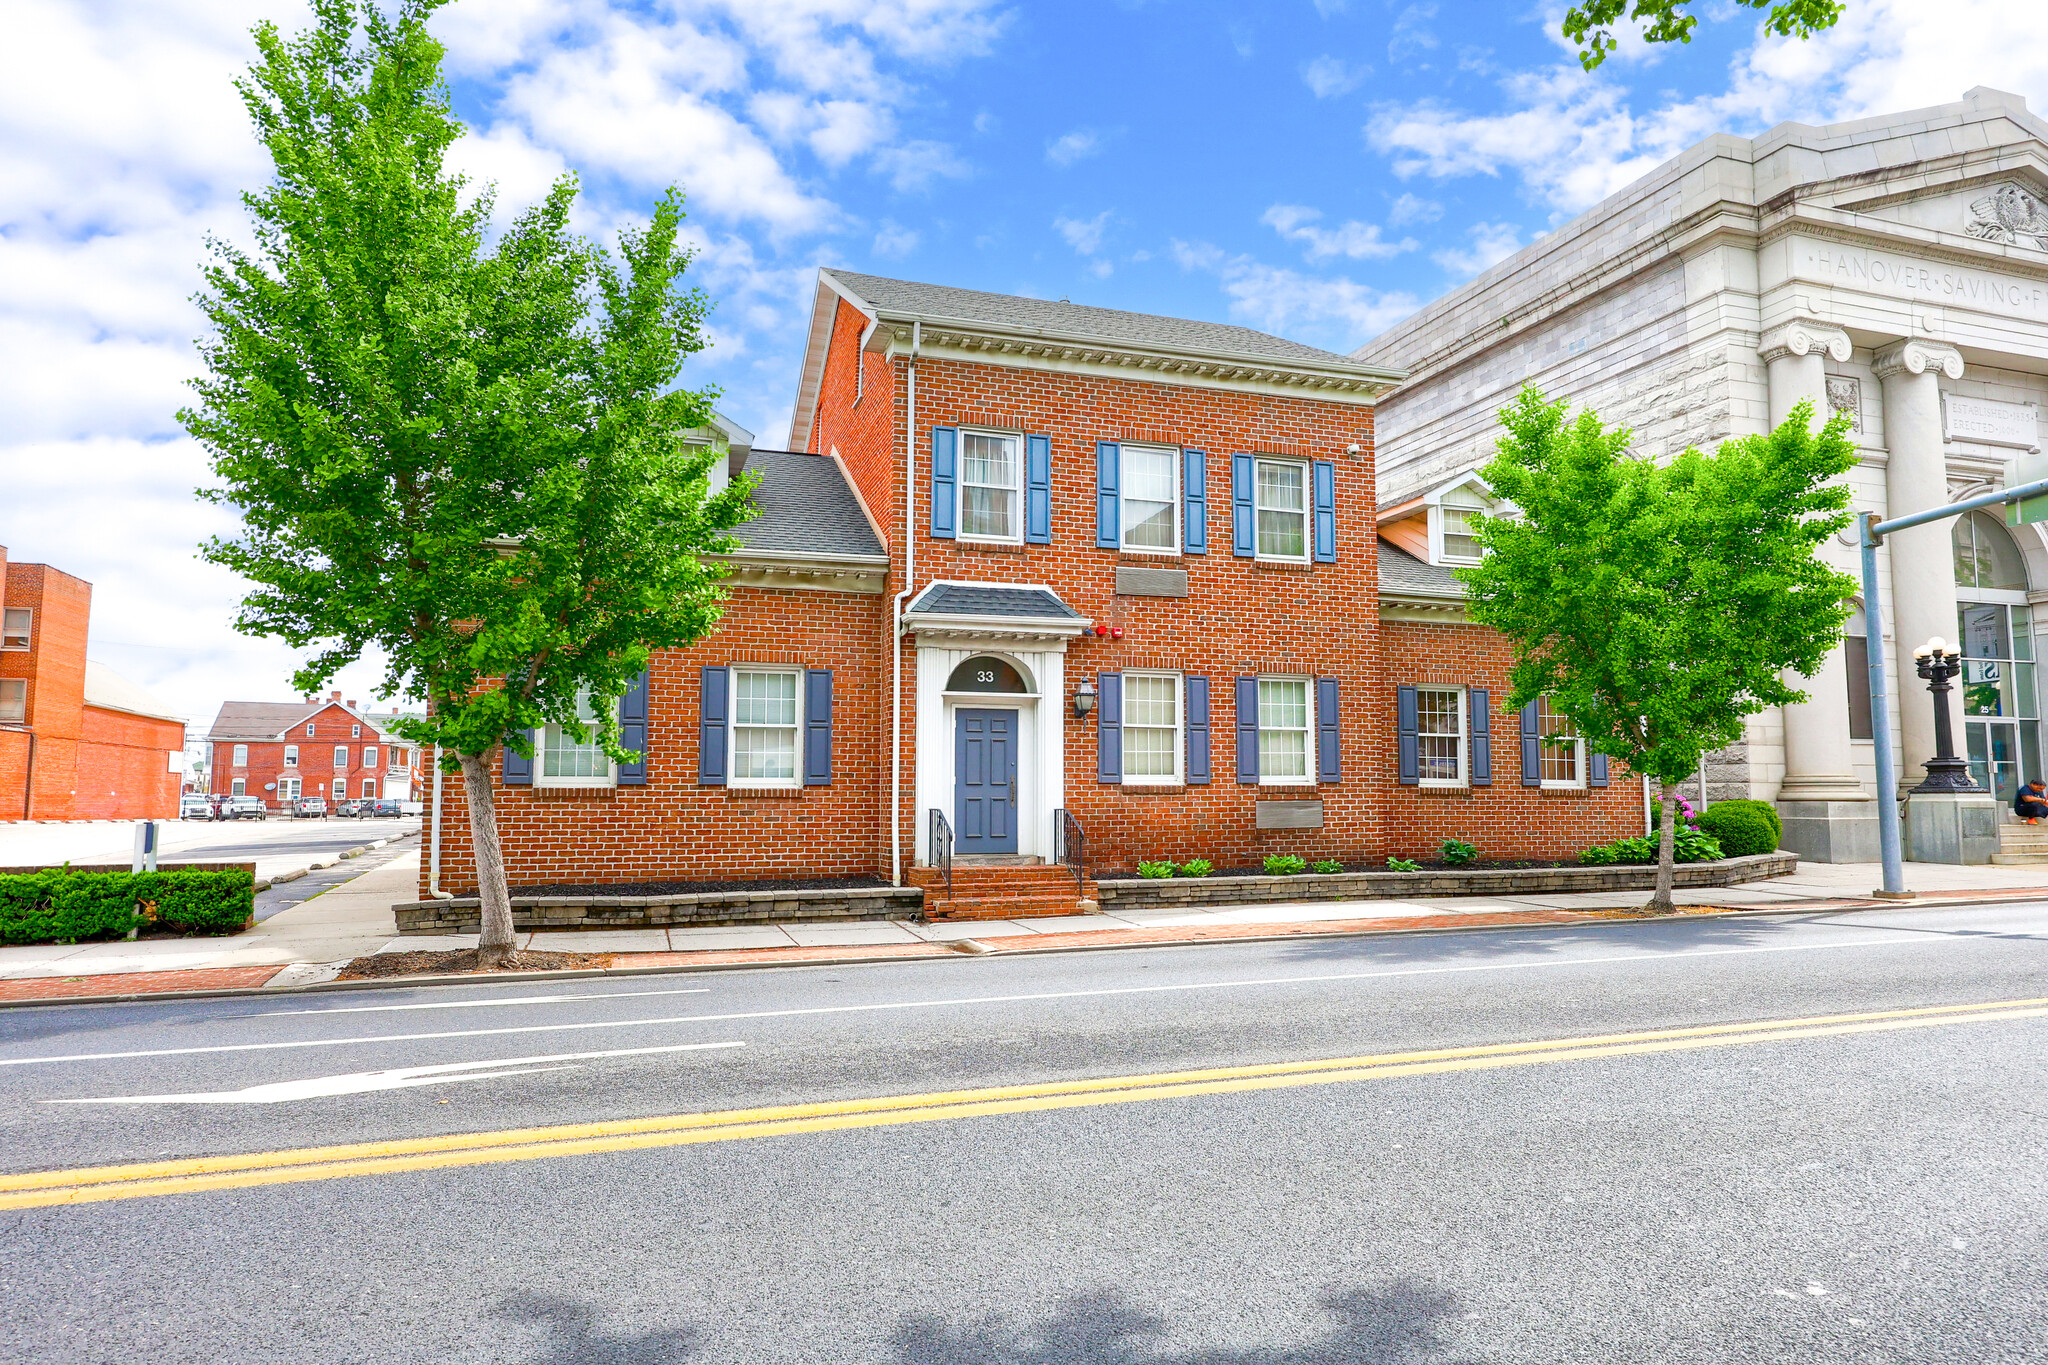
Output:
(1435, 487), (1488, 565)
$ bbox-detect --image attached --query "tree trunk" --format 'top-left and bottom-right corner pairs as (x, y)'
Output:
(459, 750), (517, 969)
(1648, 782), (1679, 914)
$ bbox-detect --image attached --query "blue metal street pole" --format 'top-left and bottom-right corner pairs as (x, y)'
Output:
(1859, 475), (2048, 898)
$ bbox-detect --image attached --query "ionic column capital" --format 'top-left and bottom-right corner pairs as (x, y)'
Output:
(1872, 337), (1964, 382)
(1758, 319), (1852, 366)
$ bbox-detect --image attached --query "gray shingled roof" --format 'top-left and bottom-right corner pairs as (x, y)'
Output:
(907, 583), (1080, 619)
(730, 448), (885, 560)
(205, 701), (322, 740)
(1378, 540), (1467, 598)
(824, 269), (1362, 368)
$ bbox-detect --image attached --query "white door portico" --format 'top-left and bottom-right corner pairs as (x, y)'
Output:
(902, 582), (1091, 865)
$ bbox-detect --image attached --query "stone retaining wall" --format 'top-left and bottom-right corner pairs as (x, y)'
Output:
(394, 884), (922, 935)
(1094, 852), (1797, 911)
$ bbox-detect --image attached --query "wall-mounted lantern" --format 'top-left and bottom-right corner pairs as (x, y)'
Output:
(1073, 680), (1098, 718)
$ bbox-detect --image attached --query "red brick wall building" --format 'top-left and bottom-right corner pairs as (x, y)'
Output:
(421, 271), (1646, 899)
(204, 694), (421, 808)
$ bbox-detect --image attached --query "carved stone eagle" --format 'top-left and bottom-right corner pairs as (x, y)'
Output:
(1966, 183), (2048, 250)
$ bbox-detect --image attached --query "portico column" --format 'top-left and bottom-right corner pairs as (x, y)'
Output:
(1874, 337), (1966, 793)
(1762, 321), (1876, 860)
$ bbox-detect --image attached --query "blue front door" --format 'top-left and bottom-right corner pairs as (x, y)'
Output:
(955, 708), (1018, 854)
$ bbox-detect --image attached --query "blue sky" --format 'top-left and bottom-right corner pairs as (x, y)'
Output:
(5, 0), (2045, 729)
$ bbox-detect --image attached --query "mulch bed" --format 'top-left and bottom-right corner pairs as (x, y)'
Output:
(506, 874), (890, 898)
(338, 949), (614, 980)
(1187, 858), (1580, 879)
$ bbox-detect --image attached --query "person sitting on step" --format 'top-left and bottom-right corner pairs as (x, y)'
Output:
(2016, 779), (2048, 825)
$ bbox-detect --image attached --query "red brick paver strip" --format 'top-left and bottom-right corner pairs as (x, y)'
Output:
(0, 965), (284, 1001)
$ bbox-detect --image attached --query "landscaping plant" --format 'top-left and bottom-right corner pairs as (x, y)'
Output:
(1461, 390), (1856, 913)
(1263, 854), (1308, 876)
(182, 0), (752, 967)
(0, 869), (255, 945)
(1137, 860), (1177, 879)
(1695, 799), (1781, 857)
(1386, 858), (1422, 872)
(1441, 838), (1478, 866)
(1578, 829), (1724, 866)
(1175, 859), (1214, 878)
(1311, 859), (1343, 875)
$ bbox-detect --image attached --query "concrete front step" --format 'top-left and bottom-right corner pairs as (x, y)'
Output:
(1990, 852), (2048, 864)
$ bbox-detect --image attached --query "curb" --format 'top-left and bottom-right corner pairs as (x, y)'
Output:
(254, 832), (417, 893)
(3, 889), (2040, 1012)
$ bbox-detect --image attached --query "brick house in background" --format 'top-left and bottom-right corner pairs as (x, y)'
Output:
(423, 271), (1646, 912)
(0, 545), (185, 821)
(204, 692), (421, 808)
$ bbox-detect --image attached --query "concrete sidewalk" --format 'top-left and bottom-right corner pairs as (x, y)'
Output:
(2, 853), (2044, 1003)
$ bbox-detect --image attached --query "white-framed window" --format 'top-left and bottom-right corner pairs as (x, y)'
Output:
(0, 678), (24, 723)
(231, 744), (248, 767)
(306, 723), (316, 737)
(364, 746), (377, 769)
(1536, 697), (1585, 788)
(230, 778), (246, 797)
(1257, 676), (1314, 786)
(959, 428), (1022, 542)
(283, 744), (299, 767)
(1121, 671), (1182, 784)
(333, 745), (349, 770)
(731, 667), (802, 788)
(1122, 444), (1180, 554)
(278, 775), (301, 801)
(1416, 686), (1466, 786)
(1255, 459), (1309, 561)
(539, 689), (616, 788)
(351, 723), (361, 737)
(1435, 489), (1487, 565)
(363, 778), (378, 798)
(1, 608), (29, 650)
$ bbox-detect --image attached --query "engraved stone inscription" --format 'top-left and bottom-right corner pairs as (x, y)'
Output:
(1824, 376), (1862, 433)
(1944, 394), (2041, 450)
(1797, 242), (2048, 320)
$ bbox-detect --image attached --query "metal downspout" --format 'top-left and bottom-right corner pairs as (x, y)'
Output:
(427, 742), (452, 899)
(890, 320), (921, 886)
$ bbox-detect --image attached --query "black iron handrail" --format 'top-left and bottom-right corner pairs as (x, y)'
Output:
(1054, 807), (1085, 897)
(929, 808), (953, 900)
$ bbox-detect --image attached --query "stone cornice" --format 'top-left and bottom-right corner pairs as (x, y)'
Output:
(1872, 337), (1965, 381)
(1759, 318), (1852, 365)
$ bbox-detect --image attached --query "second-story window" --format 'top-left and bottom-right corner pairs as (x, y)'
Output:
(333, 745), (349, 769)
(1, 609), (29, 650)
(232, 744), (248, 767)
(283, 745), (299, 767)
(364, 746), (377, 769)
(1255, 460), (1308, 560)
(960, 429), (1021, 542)
(1121, 444), (1179, 553)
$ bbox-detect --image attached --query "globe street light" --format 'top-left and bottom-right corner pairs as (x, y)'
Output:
(1910, 637), (1978, 793)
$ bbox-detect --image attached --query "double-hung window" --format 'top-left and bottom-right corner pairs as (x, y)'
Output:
(283, 745), (299, 768)
(230, 778), (246, 797)
(1437, 491), (1486, 564)
(1, 609), (29, 649)
(731, 668), (801, 788)
(1122, 672), (1182, 784)
(1257, 677), (1313, 785)
(364, 746), (377, 769)
(351, 724), (361, 738)
(333, 745), (349, 770)
(960, 430), (1022, 542)
(363, 778), (379, 798)
(1121, 445), (1179, 554)
(539, 689), (615, 788)
(1536, 697), (1585, 788)
(231, 744), (248, 768)
(1416, 687), (1466, 786)
(1255, 460), (1308, 560)
(306, 724), (316, 737)
(0, 679), (24, 723)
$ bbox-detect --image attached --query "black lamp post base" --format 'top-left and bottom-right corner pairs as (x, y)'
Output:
(1910, 755), (1981, 794)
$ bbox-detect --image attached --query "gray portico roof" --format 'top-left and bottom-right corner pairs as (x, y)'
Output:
(728, 448), (886, 561)
(905, 583), (1082, 619)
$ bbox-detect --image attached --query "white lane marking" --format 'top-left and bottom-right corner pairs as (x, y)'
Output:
(41, 1042), (743, 1104)
(0, 931), (1988, 1069)
(253, 987), (711, 1017)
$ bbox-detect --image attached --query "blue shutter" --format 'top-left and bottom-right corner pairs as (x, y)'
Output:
(698, 666), (728, 786)
(502, 731), (535, 786)
(1520, 701), (1541, 788)
(1231, 454), (1255, 557)
(1097, 672), (1122, 783)
(1469, 688), (1492, 787)
(1025, 434), (1052, 544)
(1185, 675), (1210, 784)
(1095, 442), (1120, 549)
(930, 427), (958, 539)
(616, 668), (650, 786)
(1183, 449), (1208, 554)
(1234, 676), (1259, 784)
(1396, 684), (1418, 786)
(1590, 750), (1610, 788)
(803, 669), (833, 785)
(1316, 678), (1340, 783)
(1312, 459), (1337, 563)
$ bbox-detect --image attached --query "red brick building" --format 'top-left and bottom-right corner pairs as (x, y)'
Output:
(0, 546), (185, 821)
(425, 272), (1646, 906)
(204, 693), (420, 809)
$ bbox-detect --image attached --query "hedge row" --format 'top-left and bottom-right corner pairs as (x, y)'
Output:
(0, 868), (255, 945)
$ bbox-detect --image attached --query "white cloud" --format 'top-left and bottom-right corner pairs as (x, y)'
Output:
(1054, 210), (1114, 256)
(1262, 204), (1416, 261)
(873, 139), (973, 191)
(1046, 129), (1101, 167)
(1311, 0), (1347, 16)
(1171, 240), (1421, 349)
(1432, 221), (1523, 278)
(873, 219), (921, 257)
(1387, 3), (1438, 63)
(1387, 192), (1443, 225)
(1301, 55), (1369, 99)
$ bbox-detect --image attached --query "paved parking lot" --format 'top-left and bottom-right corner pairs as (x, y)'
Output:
(0, 815), (421, 879)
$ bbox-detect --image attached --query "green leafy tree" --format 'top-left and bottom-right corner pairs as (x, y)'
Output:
(1460, 390), (1857, 912)
(1563, 0), (1844, 70)
(184, 0), (753, 966)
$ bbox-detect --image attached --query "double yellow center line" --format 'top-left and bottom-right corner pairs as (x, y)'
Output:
(6, 996), (2043, 1209)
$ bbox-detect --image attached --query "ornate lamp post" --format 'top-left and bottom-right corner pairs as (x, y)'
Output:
(1910, 637), (1978, 793)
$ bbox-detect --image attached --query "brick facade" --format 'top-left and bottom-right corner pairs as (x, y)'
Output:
(207, 697), (419, 807)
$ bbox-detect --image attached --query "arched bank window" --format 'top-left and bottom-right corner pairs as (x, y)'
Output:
(947, 656), (1031, 694)
(1953, 510), (2038, 802)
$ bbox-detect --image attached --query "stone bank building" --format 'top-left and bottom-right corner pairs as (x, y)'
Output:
(425, 86), (2048, 907)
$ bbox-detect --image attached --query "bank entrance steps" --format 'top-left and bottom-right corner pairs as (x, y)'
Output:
(908, 856), (1099, 921)
(1991, 819), (2048, 865)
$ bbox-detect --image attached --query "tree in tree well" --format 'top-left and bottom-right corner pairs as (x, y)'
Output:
(1458, 390), (1858, 913)
(184, 0), (754, 967)
(1562, 0), (1844, 70)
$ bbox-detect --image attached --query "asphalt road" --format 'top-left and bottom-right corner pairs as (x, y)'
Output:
(0, 902), (2043, 1363)
(171, 815), (422, 866)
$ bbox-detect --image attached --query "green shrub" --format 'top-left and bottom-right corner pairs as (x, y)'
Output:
(0, 867), (254, 945)
(1577, 830), (1725, 866)
(1441, 838), (1478, 866)
(1311, 859), (1343, 874)
(1695, 800), (1780, 856)
(1176, 859), (1214, 878)
(1386, 857), (1422, 872)
(1263, 854), (1307, 876)
(1137, 860), (1177, 879)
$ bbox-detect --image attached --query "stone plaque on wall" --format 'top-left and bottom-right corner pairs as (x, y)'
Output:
(1945, 394), (2041, 450)
(1255, 799), (1324, 830)
(1824, 376), (1862, 433)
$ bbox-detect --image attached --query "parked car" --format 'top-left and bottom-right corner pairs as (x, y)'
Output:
(225, 796), (269, 820)
(179, 794), (217, 820)
(369, 798), (423, 818)
(291, 796), (329, 819)
(333, 798), (371, 818)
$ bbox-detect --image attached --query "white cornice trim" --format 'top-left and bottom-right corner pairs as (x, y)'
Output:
(717, 548), (891, 595)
